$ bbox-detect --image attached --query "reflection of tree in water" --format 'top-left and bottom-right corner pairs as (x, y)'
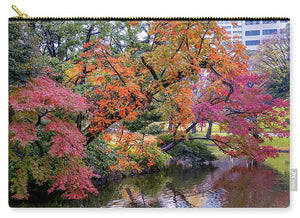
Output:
(164, 165), (213, 189)
(212, 166), (289, 207)
(119, 165), (213, 207)
(126, 171), (172, 197)
(67, 182), (124, 207)
(165, 182), (194, 207)
(11, 157), (289, 208)
(81, 164), (289, 208)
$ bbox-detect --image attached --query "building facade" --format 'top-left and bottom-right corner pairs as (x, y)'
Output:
(218, 20), (289, 50)
(242, 20), (289, 50)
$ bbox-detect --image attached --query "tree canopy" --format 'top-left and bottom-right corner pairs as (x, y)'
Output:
(252, 24), (290, 99)
(9, 20), (289, 200)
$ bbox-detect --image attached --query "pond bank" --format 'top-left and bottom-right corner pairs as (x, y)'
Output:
(10, 154), (289, 208)
(94, 143), (289, 189)
(93, 158), (215, 187)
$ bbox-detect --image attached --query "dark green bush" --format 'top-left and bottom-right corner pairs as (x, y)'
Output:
(147, 124), (164, 135)
(156, 133), (174, 147)
(84, 138), (118, 177)
(171, 140), (217, 166)
(157, 133), (216, 166)
(123, 109), (162, 132)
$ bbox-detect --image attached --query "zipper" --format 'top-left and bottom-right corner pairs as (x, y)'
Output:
(10, 5), (289, 21)
(11, 5), (28, 18)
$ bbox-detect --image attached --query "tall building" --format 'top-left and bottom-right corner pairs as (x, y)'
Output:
(242, 20), (289, 50)
(217, 20), (289, 50)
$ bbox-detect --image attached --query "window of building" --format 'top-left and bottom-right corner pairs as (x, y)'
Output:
(233, 31), (242, 35)
(218, 21), (231, 24)
(233, 25), (242, 29)
(245, 40), (260, 46)
(263, 20), (277, 24)
(262, 29), (278, 35)
(245, 20), (260, 25)
(245, 30), (260, 36)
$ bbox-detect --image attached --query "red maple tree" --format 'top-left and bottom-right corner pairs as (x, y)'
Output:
(9, 20), (289, 200)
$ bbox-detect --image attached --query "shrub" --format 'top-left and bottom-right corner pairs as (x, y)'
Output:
(84, 138), (118, 177)
(123, 108), (162, 132)
(131, 144), (170, 170)
(157, 133), (216, 166)
(147, 124), (164, 135)
(172, 140), (217, 166)
(156, 133), (174, 147)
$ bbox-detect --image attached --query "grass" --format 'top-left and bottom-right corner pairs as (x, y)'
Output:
(205, 141), (290, 175)
(151, 122), (223, 133)
(261, 136), (290, 151)
(207, 146), (224, 156)
(264, 153), (290, 175)
(184, 123), (290, 175)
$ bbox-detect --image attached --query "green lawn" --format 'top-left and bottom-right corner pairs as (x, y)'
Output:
(261, 136), (290, 151)
(264, 153), (290, 175)
(190, 123), (290, 151)
(188, 124), (290, 175)
(193, 130), (290, 175)
(207, 145), (224, 156)
(178, 123), (290, 173)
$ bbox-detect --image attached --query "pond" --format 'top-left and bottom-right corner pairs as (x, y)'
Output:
(10, 153), (290, 208)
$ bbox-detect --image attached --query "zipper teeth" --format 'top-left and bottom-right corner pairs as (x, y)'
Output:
(9, 16), (290, 21)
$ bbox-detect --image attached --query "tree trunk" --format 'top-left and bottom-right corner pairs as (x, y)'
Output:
(76, 112), (82, 131)
(161, 122), (197, 152)
(168, 122), (173, 131)
(192, 124), (197, 133)
(168, 115), (173, 131)
(206, 120), (213, 138)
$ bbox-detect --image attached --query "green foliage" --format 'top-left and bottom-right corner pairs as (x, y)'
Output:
(123, 109), (162, 132)
(157, 134), (216, 166)
(9, 22), (44, 85)
(124, 116), (151, 132)
(85, 138), (118, 177)
(130, 143), (170, 170)
(156, 133), (174, 147)
(85, 136), (169, 176)
(253, 24), (290, 99)
(169, 140), (217, 166)
(9, 143), (53, 200)
(146, 124), (164, 135)
(71, 82), (95, 97)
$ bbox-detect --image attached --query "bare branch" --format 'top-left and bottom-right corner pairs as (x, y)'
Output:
(209, 65), (234, 102)
(141, 56), (159, 80)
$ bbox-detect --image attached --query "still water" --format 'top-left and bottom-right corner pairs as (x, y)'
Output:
(11, 154), (290, 208)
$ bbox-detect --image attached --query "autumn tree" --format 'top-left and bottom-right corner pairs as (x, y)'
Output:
(9, 20), (153, 200)
(191, 72), (289, 162)
(9, 21), (44, 85)
(9, 75), (98, 200)
(252, 24), (290, 99)
(67, 20), (288, 163)
(9, 20), (289, 200)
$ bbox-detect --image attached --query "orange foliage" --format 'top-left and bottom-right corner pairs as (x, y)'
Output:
(63, 20), (281, 168)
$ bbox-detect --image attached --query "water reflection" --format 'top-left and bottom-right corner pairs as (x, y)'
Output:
(10, 155), (289, 208)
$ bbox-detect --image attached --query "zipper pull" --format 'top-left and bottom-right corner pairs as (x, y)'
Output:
(11, 5), (29, 18)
